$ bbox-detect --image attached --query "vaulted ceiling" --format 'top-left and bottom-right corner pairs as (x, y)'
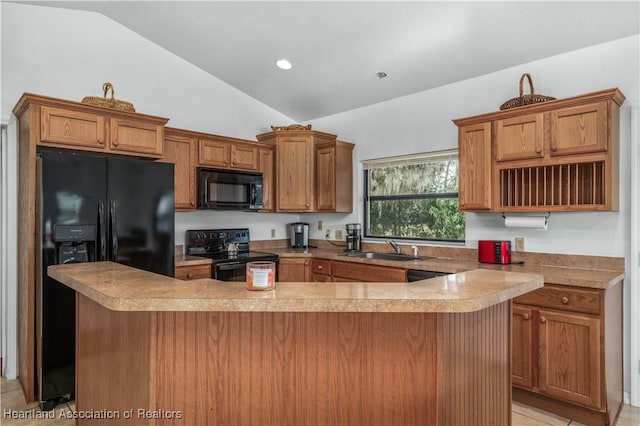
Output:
(17, 1), (640, 121)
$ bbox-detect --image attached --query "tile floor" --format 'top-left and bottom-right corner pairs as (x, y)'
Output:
(2, 377), (640, 425)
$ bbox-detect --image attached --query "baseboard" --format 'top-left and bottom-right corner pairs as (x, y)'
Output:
(513, 387), (611, 426)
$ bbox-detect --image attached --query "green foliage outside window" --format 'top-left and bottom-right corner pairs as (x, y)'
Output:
(365, 156), (465, 242)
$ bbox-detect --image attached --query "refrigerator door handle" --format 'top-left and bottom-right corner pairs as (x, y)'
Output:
(98, 200), (107, 261)
(110, 200), (118, 261)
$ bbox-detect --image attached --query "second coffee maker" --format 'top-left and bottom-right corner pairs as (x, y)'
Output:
(289, 222), (310, 248)
(345, 223), (362, 252)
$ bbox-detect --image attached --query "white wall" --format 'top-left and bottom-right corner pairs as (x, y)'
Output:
(312, 35), (639, 254)
(0, 2), (294, 132)
(0, 2), (299, 378)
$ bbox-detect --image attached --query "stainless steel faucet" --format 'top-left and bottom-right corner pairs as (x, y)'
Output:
(387, 240), (401, 254)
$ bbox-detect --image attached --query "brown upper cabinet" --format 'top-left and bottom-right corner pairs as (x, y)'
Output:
(17, 93), (168, 159)
(256, 128), (354, 212)
(198, 135), (259, 171)
(454, 88), (625, 212)
(457, 122), (493, 211)
(162, 128), (197, 211)
(161, 127), (271, 211)
(258, 146), (275, 212)
(316, 141), (354, 212)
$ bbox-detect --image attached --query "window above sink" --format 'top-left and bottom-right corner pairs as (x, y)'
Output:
(363, 149), (465, 243)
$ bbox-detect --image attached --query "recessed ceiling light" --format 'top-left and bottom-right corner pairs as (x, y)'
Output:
(276, 59), (292, 70)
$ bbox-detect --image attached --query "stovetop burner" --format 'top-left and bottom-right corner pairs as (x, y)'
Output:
(185, 228), (278, 264)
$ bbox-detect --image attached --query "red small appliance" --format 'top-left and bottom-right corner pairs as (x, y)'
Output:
(478, 240), (512, 264)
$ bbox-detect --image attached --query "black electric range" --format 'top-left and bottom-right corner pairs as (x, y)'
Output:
(185, 229), (278, 281)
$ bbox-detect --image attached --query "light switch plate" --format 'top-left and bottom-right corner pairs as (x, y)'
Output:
(335, 230), (343, 240)
(317, 220), (323, 230)
(515, 237), (525, 251)
(271, 229), (276, 239)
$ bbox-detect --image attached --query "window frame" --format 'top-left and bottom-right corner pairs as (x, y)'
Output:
(362, 150), (465, 244)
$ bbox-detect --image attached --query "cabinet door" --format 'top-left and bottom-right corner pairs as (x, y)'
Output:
(512, 305), (534, 389)
(276, 136), (313, 211)
(278, 258), (310, 282)
(163, 133), (196, 210)
(538, 309), (602, 409)
(258, 147), (274, 211)
(199, 139), (230, 168)
(495, 113), (544, 162)
(316, 145), (336, 211)
(109, 118), (164, 158)
(549, 102), (607, 156)
(230, 143), (258, 171)
(458, 122), (492, 211)
(40, 106), (106, 149)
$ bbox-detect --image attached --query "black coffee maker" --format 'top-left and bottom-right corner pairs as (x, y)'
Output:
(345, 223), (362, 252)
(289, 222), (310, 248)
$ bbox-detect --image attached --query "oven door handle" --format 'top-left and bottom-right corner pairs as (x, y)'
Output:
(216, 262), (245, 271)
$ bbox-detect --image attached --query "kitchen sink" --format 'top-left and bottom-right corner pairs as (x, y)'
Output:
(340, 252), (426, 262)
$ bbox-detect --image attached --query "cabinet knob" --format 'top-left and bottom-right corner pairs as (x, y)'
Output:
(540, 316), (547, 323)
(305, 203), (310, 207)
(191, 201), (195, 207)
(535, 147), (542, 154)
(561, 296), (569, 304)
(317, 265), (323, 270)
(113, 139), (119, 147)
(97, 137), (105, 145)
(187, 272), (194, 279)
(522, 313), (530, 320)
(551, 144), (557, 152)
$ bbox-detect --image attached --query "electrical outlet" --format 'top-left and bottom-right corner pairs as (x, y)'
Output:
(317, 220), (323, 230)
(515, 237), (525, 252)
(335, 230), (343, 240)
(325, 229), (331, 239)
(271, 229), (276, 239)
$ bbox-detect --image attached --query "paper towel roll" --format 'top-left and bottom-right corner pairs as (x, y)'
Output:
(504, 215), (548, 230)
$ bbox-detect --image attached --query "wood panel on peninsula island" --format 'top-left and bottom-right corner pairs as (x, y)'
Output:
(50, 261), (542, 426)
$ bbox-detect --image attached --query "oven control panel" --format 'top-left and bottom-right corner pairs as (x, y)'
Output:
(185, 229), (250, 254)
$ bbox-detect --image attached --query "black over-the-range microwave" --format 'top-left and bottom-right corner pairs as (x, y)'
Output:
(197, 167), (263, 210)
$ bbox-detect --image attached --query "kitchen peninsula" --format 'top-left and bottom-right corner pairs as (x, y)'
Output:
(49, 261), (542, 426)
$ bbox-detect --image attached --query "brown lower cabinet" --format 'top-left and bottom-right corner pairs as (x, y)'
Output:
(175, 264), (211, 281)
(331, 260), (407, 282)
(279, 258), (407, 283)
(311, 258), (332, 282)
(511, 282), (623, 426)
(278, 258), (311, 282)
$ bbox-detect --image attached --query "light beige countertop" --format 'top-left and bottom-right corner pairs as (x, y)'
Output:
(264, 247), (624, 289)
(49, 261), (542, 313)
(174, 254), (213, 267)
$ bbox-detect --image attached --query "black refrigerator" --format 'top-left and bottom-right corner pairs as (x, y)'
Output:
(36, 150), (174, 410)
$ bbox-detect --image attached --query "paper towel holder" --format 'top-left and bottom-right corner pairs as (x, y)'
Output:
(502, 212), (551, 227)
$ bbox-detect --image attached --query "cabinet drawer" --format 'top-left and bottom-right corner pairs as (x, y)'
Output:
(311, 259), (331, 276)
(311, 273), (333, 282)
(514, 284), (601, 315)
(331, 261), (406, 282)
(175, 264), (211, 281)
